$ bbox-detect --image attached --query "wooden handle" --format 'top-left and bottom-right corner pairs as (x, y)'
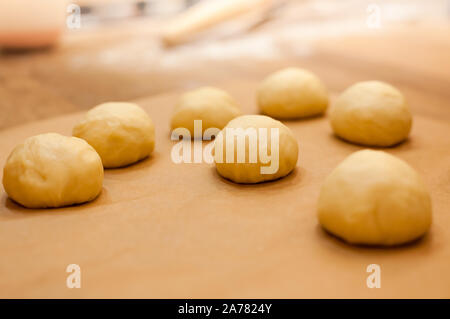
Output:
(160, 0), (274, 46)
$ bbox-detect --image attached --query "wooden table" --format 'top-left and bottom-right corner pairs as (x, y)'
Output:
(1, 15), (449, 130)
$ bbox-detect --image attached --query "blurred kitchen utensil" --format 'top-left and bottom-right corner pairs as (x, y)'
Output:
(75, 0), (194, 25)
(0, 0), (68, 49)
(160, 0), (279, 46)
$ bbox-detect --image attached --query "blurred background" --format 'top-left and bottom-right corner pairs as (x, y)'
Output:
(1, 0), (449, 129)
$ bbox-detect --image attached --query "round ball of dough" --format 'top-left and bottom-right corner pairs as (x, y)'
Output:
(2, 133), (103, 209)
(214, 115), (298, 183)
(73, 102), (155, 168)
(171, 87), (241, 138)
(330, 81), (412, 147)
(257, 67), (329, 119)
(318, 150), (432, 246)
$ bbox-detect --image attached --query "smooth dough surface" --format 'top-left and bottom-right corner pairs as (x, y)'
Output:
(2, 133), (103, 208)
(318, 150), (432, 246)
(329, 81), (412, 147)
(214, 115), (298, 183)
(171, 87), (241, 138)
(257, 67), (329, 119)
(73, 102), (155, 168)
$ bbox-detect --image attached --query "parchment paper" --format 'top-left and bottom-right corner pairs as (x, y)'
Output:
(1, 84), (449, 298)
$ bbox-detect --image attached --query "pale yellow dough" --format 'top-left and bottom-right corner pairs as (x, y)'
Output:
(318, 150), (432, 246)
(73, 102), (155, 168)
(330, 81), (412, 147)
(171, 87), (241, 138)
(2, 133), (103, 208)
(214, 115), (298, 183)
(257, 67), (329, 119)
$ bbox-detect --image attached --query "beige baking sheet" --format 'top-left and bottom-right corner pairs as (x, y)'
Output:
(0, 83), (449, 298)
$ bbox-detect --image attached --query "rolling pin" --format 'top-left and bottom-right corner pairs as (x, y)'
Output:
(160, 0), (275, 46)
(0, 0), (68, 49)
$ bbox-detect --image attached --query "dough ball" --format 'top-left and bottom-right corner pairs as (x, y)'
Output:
(73, 102), (155, 168)
(257, 67), (329, 119)
(171, 87), (241, 138)
(214, 115), (298, 183)
(330, 81), (412, 147)
(2, 133), (103, 209)
(318, 150), (432, 246)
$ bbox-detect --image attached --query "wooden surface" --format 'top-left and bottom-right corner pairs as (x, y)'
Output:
(1, 2), (450, 298)
(0, 84), (449, 298)
(1, 20), (450, 129)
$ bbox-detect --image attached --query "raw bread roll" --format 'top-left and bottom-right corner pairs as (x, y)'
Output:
(2, 133), (103, 208)
(257, 67), (329, 119)
(73, 102), (155, 168)
(318, 150), (432, 246)
(171, 87), (241, 138)
(330, 81), (412, 146)
(214, 115), (298, 183)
